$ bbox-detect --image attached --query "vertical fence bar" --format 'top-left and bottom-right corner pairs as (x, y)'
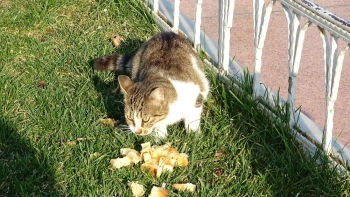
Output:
(173, 0), (180, 33)
(325, 44), (350, 153)
(153, 0), (159, 13)
(222, 0), (235, 72)
(282, 5), (311, 128)
(252, 0), (264, 94)
(292, 21), (312, 76)
(252, 0), (276, 95)
(218, 0), (235, 72)
(323, 35), (338, 153)
(218, 0), (225, 71)
(319, 28), (332, 153)
(194, 0), (203, 51)
(283, 8), (300, 127)
(319, 30), (349, 154)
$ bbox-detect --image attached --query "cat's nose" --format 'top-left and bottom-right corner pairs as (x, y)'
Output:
(135, 129), (142, 135)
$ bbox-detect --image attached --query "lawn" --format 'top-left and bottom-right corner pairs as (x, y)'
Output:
(0, 0), (349, 196)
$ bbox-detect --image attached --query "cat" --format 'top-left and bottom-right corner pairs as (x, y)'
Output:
(94, 32), (209, 139)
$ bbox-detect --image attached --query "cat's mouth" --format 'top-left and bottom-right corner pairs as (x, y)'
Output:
(134, 129), (152, 136)
(116, 124), (151, 135)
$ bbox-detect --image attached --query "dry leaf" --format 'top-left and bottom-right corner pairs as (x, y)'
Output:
(215, 149), (226, 158)
(67, 141), (76, 147)
(111, 34), (125, 47)
(99, 118), (116, 127)
(90, 152), (101, 159)
(37, 80), (47, 88)
(214, 168), (224, 176)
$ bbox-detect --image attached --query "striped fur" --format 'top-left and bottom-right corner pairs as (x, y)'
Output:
(94, 54), (132, 73)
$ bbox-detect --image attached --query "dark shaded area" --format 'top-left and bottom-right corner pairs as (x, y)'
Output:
(89, 36), (144, 122)
(91, 73), (126, 122)
(0, 115), (60, 196)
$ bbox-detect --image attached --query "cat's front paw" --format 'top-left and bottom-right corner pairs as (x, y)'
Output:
(153, 126), (168, 140)
(184, 107), (202, 133)
(185, 120), (201, 133)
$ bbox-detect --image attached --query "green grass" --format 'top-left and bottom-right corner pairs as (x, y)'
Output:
(0, 0), (349, 196)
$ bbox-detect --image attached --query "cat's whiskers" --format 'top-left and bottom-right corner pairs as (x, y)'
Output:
(115, 101), (125, 106)
(117, 124), (131, 132)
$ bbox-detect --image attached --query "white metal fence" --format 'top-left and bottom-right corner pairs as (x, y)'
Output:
(145, 0), (350, 170)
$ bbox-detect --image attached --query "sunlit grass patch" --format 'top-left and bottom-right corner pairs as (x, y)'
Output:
(0, 0), (349, 196)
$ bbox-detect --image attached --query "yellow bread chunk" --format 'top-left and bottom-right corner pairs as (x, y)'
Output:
(141, 162), (163, 178)
(110, 142), (188, 177)
(172, 183), (196, 193)
(110, 157), (132, 169)
(110, 148), (142, 169)
(139, 142), (189, 177)
(128, 181), (146, 197)
(148, 186), (169, 197)
(120, 148), (142, 164)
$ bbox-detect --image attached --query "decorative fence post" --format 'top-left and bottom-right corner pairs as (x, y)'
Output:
(173, 0), (180, 33)
(282, 5), (312, 128)
(319, 27), (350, 153)
(252, 0), (276, 95)
(218, 0), (235, 73)
(153, 0), (159, 13)
(194, 0), (203, 51)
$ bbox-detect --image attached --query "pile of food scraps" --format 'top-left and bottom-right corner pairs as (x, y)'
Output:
(110, 142), (196, 197)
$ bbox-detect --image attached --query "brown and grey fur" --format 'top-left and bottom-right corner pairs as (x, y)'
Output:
(94, 32), (209, 138)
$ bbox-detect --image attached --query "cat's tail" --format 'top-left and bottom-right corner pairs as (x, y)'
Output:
(94, 54), (132, 73)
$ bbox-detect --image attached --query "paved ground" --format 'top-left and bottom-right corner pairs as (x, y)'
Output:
(169, 0), (350, 148)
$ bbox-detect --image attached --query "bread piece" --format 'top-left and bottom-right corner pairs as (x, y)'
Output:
(120, 148), (140, 157)
(110, 157), (132, 169)
(120, 148), (142, 164)
(141, 162), (163, 178)
(172, 183), (196, 193)
(158, 157), (174, 172)
(128, 181), (145, 197)
(148, 186), (169, 197)
(142, 152), (152, 162)
(172, 153), (189, 167)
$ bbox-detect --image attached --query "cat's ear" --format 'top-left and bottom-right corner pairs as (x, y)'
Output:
(118, 75), (133, 95)
(150, 87), (164, 102)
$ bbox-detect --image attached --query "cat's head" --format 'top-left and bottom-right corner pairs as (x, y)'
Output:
(118, 75), (168, 135)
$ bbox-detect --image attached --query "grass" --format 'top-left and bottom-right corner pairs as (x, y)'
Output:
(0, 0), (349, 196)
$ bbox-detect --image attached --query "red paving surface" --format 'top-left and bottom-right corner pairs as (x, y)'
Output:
(168, 0), (350, 148)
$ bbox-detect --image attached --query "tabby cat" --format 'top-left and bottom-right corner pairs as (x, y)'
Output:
(94, 32), (209, 138)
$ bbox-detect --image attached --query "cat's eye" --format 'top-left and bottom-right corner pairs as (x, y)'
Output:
(142, 116), (150, 122)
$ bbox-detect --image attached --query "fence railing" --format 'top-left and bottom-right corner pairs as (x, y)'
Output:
(145, 0), (350, 170)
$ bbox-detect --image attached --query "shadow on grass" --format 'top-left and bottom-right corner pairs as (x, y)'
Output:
(89, 36), (144, 122)
(0, 114), (60, 196)
(91, 73), (126, 122)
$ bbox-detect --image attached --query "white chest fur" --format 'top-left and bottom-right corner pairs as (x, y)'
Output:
(157, 79), (200, 126)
